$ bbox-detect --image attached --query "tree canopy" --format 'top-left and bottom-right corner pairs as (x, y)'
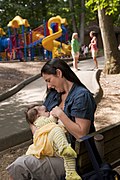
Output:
(0, 0), (119, 32)
(86, 0), (120, 15)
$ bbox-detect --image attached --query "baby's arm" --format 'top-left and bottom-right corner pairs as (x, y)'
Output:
(29, 123), (37, 135)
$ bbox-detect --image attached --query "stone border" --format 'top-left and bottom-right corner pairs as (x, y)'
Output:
(93, 69), (103, 104)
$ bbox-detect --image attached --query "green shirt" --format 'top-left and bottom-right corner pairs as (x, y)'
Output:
(71, 39), (79, 53)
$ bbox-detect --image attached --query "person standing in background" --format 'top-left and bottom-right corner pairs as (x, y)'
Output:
(83, 45), (89, 57)
(71, 33), (80, 71)
(89, 31), (98, 69)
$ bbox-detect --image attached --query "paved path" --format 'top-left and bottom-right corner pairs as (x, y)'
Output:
(0, 56), (105, 151)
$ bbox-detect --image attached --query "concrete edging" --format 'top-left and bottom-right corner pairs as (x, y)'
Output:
(92, 69), (103, 104)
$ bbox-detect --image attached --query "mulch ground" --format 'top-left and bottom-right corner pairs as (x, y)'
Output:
(0, 61), (46, 94)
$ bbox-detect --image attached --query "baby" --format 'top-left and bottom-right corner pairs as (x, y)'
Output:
(25, 104), (81, 180)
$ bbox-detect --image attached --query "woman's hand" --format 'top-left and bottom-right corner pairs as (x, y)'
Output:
(50, 106), (63, 119)
(50, 106), (91, 139)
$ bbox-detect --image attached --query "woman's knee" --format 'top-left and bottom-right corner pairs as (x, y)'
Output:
(6, 155), (33, 180)
(7, 155), (65, 180)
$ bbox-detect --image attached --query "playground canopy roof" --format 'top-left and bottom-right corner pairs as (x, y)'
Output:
(7, 16), (30, 28)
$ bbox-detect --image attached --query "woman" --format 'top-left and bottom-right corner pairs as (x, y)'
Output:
(89, 31), (98, 69)
(7, 59), (97, 180)
(71, 33), (80, 71)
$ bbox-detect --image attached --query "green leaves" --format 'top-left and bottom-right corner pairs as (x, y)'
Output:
(85, 0), (120, 15)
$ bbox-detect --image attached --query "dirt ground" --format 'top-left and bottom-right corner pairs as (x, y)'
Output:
(0, 61), (120, 179)
(0, 61), (46, 94)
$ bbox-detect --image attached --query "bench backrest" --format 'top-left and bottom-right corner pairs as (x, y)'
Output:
(75, 122), (120, 174)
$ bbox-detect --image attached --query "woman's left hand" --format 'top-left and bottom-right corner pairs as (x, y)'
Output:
(50, 106), (63, 118)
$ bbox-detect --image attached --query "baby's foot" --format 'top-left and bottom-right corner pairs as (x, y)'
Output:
(66, 171), (82, 180)
(61, 146), (77, 158)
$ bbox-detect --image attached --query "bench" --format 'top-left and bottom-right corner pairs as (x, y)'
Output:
(75, 122), (120, 175)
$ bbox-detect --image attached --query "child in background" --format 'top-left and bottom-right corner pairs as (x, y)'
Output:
(25, 104), (81, 180)
(89, 31), (98, 69)
(71, 33), (80, 71)
(83, 45), (89, 57)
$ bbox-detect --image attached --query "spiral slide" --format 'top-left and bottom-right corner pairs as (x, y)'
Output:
(42, 16), (71, 58)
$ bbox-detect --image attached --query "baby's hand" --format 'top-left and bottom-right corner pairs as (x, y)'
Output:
(50, 106), (63, 118)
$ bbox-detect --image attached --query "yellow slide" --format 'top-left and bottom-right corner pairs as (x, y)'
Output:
(42, 16), (71, 58)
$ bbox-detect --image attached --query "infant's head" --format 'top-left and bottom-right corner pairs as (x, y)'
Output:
(25, 104), (50, 124)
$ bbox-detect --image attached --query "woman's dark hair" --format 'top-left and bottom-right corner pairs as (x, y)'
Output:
(90, 31), (96, 36)
(41, 58), (86, 87)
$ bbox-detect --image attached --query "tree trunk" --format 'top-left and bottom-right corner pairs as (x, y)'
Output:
(69, 0), (78, 33)
(79, 0), (85, 45)
(98, 9), (120, 74)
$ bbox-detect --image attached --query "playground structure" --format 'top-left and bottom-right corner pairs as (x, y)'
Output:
(0, 15), (71, 61)
(0, 28), (8, 61)
(42, 15), (71, 59)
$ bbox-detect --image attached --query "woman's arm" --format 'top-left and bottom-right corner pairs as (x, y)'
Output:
(50, 106), (91, 139)
(91, 37), (97, 45)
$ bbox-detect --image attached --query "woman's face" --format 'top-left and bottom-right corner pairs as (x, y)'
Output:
(42, 73), (64, 93)
(74, 34), (78, 39)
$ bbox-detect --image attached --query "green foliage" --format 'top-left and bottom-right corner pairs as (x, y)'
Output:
(0, 0), (71, 30)
(0, 0), (119, 35)
(85, 0), (120, 15)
